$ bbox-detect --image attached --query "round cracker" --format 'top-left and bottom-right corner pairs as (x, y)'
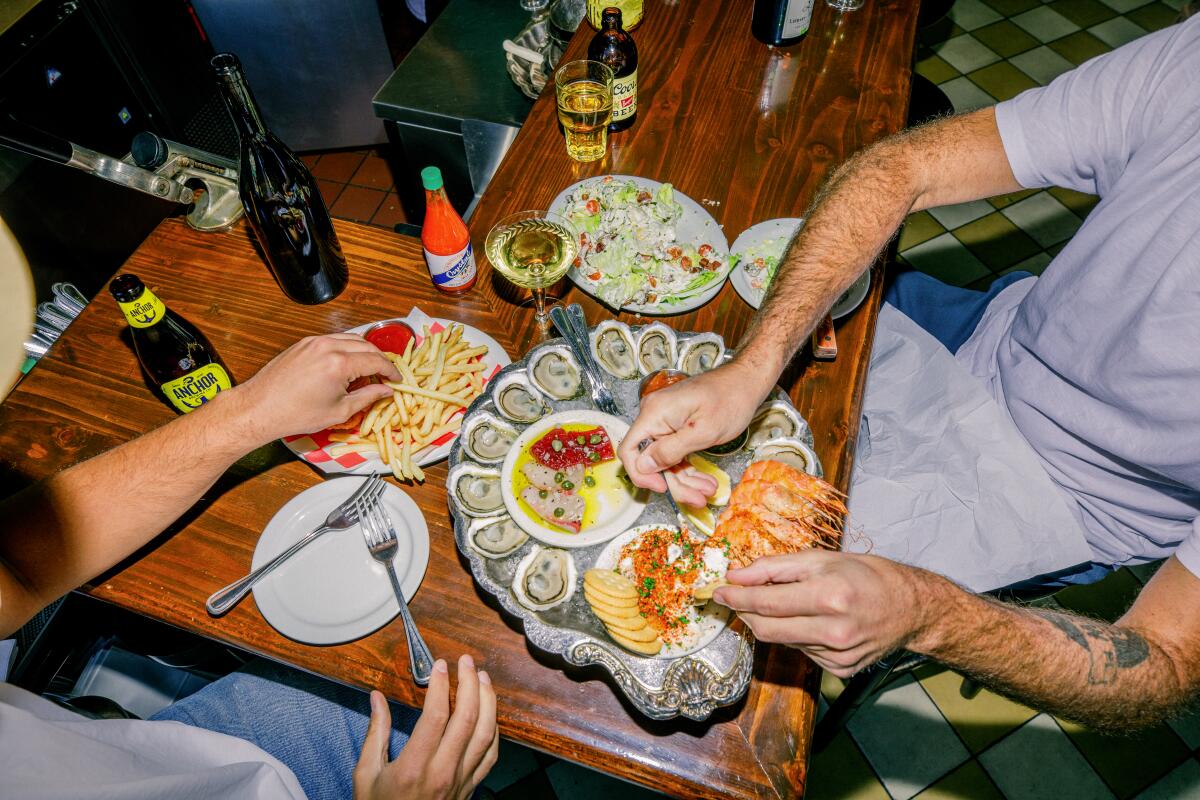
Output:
(609, 629), (663, 656)
(583, 585), (637, 614)
(583, 569), (638, 600)
(604, 620), (658, 643)
(589, 602), (648, 632)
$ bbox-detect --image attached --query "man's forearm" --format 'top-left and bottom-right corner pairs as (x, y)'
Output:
(737, 109), (1021, 375)
(910, 569), (1193, 730)
(0, 387), (265, 635)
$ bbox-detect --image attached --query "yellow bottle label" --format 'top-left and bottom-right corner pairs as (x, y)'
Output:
(161, 364), (232, 413)
(117, 288), (167, 329)
(612, 69), (637, 122)
(587, 0), (642, 29)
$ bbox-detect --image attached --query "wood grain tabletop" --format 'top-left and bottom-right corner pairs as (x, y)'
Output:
(0, 0), (917, 796)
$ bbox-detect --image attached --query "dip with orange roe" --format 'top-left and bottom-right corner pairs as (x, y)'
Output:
(616, 527), (731, 647)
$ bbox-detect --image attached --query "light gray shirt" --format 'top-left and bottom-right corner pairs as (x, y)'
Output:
(957, 18), (1200, 575)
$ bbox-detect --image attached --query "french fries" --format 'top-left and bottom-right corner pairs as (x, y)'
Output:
(326, 323), (488, 482)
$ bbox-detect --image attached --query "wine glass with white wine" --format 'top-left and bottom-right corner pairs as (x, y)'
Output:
(485, 210), (578, 335)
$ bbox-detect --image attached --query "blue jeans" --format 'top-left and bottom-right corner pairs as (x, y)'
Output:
(883, 269), (1114, 593)
(151, 659), (419, 800)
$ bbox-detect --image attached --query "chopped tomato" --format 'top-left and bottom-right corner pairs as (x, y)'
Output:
(667, 246), (683, 259)
(699, 258), (710, 269)
(585, 199), (600, 215)
(573, 256), (583, 268)
(602, 176), (614, 183)
(636, 191), (652, 203)
(595, 241), (605, 253)
(646, 293), (657, 303)
(710, 260), (721, 270)
(681, 256), (693, 269)
(588, 271), (602, 281)
(648, 276), (657, 287)
(699, 244), (713, 257)
(579, 232), (589, 245)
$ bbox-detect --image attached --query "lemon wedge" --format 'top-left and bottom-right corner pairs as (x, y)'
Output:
(681, 503), (717, 536)
(686, 454), (731, 506)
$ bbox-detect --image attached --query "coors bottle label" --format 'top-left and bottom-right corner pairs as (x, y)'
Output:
(613, 69), (638, 122)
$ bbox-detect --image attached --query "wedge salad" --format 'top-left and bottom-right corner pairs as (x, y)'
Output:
(560, 177), (725, 310)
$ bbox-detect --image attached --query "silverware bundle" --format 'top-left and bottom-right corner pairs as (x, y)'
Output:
(25, 282), (88, 361)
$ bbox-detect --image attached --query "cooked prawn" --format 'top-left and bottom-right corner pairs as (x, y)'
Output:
(715, 460), (846, 566)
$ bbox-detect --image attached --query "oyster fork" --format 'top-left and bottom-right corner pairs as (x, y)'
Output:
(207, 475), (384, 616)
(549, 304), (623, 416)
(356, 494), (435, 686)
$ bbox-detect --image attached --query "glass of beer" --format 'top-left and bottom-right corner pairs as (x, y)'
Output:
(555, 60), (614, 162)
(485, 210), (578, 333)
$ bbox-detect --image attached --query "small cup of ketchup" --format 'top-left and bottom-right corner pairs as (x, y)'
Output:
(362, 320), (417, 355)
(639, 368), (688, 398)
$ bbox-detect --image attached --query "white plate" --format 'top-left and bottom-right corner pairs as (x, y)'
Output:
(594, 525), (732, 660)
(501, 410), (647, 548)
(251, 477), (430, 645)
(730, 218), (871, 319)
(282, 313), (510, 475)
(548, 175), (731, 315)
(729, 217), (803, 310)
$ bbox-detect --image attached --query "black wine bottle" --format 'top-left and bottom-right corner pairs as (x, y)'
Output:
(212, 53), (349, 305)
(751, 0), (815, 46)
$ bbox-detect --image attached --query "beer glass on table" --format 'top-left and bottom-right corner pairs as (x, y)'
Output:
(555, 60), (614, 162)
(485, 210), (577, 336)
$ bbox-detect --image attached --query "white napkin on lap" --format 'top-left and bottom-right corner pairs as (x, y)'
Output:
(845, 305), (1094, 593)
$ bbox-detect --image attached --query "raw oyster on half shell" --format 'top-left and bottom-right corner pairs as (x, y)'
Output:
(447, 462), (505, 517)
(527, 344), (583, 400)
(512, 546), (577, 612)
(589, 320), (639, 380)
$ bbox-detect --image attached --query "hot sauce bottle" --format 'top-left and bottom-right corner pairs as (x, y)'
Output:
(588, 7), (638, 132)
(420, 166), (477, 294)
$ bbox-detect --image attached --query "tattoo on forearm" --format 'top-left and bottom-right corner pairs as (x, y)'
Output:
(1039, 611), (1150, 684)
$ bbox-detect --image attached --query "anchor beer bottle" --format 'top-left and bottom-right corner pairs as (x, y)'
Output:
(110, 274), (234, 414)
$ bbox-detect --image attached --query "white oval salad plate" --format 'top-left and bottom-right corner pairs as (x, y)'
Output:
(548, 175), (730, 316)
(730, 217), (870, 318)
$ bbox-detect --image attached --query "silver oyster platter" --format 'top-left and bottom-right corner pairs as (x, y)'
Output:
(447, 320), (821, 721)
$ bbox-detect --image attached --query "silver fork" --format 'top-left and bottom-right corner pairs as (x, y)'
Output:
(550, 304), (623, 416)
(356, 494), (435, 685)
(207, 475), (385, 616)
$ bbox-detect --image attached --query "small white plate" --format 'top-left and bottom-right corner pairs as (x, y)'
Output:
(252, 477), (430, 645)
(282, 312), (510, 475)
(501, 410), (647, 548)
(594, 525), (732, 660)
(730, 218), (871, 319)
(548, 175), (731, 316)
(729, 217), (804, 310)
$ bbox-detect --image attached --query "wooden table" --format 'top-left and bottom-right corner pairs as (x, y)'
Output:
(0, 1), (916, 796)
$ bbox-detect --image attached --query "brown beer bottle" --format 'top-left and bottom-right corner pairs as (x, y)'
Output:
(109, 274), (234, 414)
(588, 7), (638, 132)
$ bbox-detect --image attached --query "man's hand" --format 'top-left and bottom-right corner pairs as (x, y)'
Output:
(620, 360), (770, 504)
(354, 655), (499, 800)
(230, 333), (402, 445)
(713, 551), (934, 678)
